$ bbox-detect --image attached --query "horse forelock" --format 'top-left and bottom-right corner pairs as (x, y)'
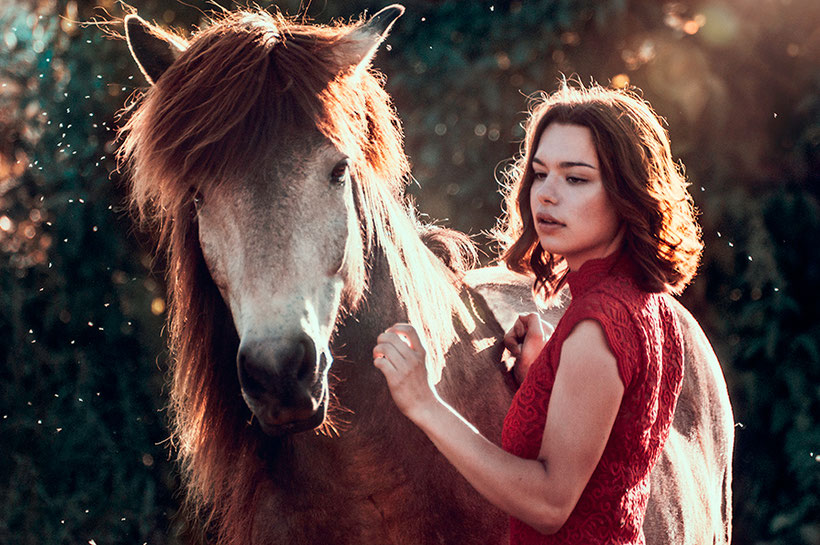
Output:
(118, 8), (476, 543)
(119, 9), (407, 227)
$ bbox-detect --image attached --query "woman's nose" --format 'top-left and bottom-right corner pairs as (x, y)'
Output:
(533, 176), (557, 204)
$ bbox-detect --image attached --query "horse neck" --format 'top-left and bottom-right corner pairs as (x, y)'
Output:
(330, 236), (513, 430)
(331, 242), (430, 410)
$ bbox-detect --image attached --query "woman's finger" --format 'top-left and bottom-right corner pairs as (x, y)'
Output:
(388, 324), (425, 355)
(374, 341), (413, 371)
(373, 355), (396, 374)
(514, 314), (529, 338)
(504, 314), (533, 356)
(377, 331), (417, 360)
(503, 328), (522, 357)
(521, 313), (545, 340)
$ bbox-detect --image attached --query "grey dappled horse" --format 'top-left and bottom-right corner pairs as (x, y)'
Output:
(119, 5), (733, 544)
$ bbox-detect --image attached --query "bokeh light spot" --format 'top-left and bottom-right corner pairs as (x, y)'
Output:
(150, 298), (166, 315)
(0, 216), (14, 232)
(611, 73), (630, 89)
(683, 20), (700, 35)
(699, 4), (740, 46)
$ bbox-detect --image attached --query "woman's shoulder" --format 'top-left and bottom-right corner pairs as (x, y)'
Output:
(564, 281), (636, 326)
(551, 293), (631, 388)
(558, 288), (638, 351)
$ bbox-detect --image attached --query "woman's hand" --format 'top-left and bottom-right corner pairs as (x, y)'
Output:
(504, 313), (553, 384)
(373, 323), (440, 422)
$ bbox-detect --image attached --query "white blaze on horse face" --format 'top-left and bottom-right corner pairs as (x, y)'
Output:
(195, 140), (354, 365)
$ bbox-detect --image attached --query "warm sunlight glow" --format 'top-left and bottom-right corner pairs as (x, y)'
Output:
(150, 297), (166, 315)
(683, 20), (701, 35)
(611, 73), (630, 89)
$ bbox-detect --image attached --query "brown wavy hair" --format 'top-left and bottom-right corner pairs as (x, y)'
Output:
(497, 83), (702, 299)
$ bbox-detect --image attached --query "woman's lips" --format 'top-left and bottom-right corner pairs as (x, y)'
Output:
(535, 213), (565, 228)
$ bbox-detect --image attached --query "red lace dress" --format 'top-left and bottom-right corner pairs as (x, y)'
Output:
(501, 250), (684, 545)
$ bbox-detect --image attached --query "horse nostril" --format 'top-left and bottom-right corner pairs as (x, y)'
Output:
(238, 350), (271, 399)
(295, 336), (317, 383)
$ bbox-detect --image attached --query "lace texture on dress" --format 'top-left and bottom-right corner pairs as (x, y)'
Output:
(501, 251), (684, 545)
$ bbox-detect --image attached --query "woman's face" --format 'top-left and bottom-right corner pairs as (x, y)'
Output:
(529, 122), (622, 271)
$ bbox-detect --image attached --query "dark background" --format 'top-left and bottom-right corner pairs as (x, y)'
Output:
(1, 0), (818, 543)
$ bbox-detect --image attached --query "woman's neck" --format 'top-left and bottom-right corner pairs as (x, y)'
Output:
(563, 225), (625, 271)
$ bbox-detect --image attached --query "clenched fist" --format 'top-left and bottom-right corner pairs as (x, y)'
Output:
(503, 313), (553, 384)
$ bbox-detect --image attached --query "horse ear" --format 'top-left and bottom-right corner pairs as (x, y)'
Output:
(341, 4), (404, 71)
(124, 14), (186, 85)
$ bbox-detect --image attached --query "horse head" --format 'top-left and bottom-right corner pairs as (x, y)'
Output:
(122, 6), (405, 436)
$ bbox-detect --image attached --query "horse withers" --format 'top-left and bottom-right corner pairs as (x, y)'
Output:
(118, 5), (733, 544)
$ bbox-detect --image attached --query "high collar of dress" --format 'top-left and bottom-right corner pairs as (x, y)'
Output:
(565, 249), (635, 297)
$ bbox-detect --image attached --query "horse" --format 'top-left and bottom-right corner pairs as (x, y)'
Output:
(118, 5), (733, 544)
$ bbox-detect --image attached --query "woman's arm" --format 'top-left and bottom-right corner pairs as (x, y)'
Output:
(373, 321), (624, 535)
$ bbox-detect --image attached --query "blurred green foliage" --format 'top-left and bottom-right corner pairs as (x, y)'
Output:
(1, 0), (818, 544)
(0, 1), (180, 543)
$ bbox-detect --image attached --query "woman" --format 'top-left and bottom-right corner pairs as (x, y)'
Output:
(373, 83), (702, 544)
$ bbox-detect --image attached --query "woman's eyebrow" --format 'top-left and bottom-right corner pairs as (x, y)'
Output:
(532, 157), (598, 170)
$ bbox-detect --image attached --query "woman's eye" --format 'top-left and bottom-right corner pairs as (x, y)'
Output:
(566, 176), (586, 184)
(533, 171), (547, 181)
(330, 160), (349, 185)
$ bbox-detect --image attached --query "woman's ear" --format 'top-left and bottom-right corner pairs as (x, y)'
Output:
(124, 14), (187, 85)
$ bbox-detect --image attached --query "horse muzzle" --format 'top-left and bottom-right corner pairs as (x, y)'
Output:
(237, 335), (329, 435)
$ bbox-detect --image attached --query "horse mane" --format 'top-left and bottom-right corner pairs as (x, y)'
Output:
(418, 223), (479, 275)
(117, 9), (476, 545)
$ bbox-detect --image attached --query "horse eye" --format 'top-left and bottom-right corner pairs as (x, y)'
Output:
(330, 160), (349, 185)
(192, 190), (204, 210)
